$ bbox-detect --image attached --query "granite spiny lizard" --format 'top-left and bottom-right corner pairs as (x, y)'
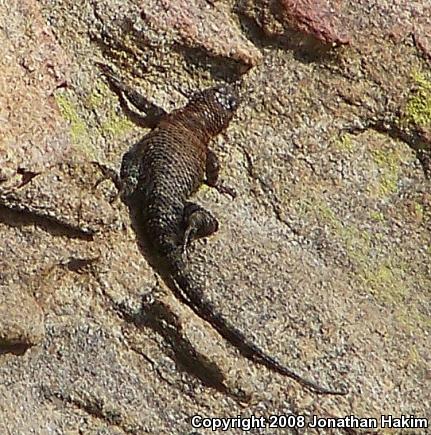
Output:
(97, 67), (347, 396)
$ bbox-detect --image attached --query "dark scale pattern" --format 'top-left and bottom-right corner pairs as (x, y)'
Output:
(117, 83), (347, 396)
(139, 125), (205, 252)
(120, 87), (235, 255)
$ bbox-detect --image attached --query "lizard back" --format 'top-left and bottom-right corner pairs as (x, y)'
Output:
(120, 85), (239, 254)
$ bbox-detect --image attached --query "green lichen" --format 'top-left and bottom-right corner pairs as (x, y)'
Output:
(55, 92), (95, 157)
(87, 80), (135, 138)
(370, 147), (400, 197)
(295, 190), (428, 322)
(313, 201), (340, 228)
(404, 69), (431, 127)
(333, 133), (355, 153)
(296, 195), (372, 267)
(396, 307), (431, 334)
(360, 260), (408, 305)
(100, 114), (135, 137)
(406, 345), (421, 366)
(87, 88), (105, 110)
(296, 194), (411, 306)
(86, 80), (110, 109)
(370, 210), (385, 222)
(344, 226), (372, 267)
(413, 202), (424, 220)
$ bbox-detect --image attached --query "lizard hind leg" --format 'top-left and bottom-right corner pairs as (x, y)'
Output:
(182, 202), (219, 260)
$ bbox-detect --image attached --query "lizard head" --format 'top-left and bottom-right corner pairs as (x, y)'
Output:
(211, 84), (240, 113)
(187, 84), (240, 137)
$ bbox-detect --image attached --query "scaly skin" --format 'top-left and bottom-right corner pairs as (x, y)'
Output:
(101, 71), (347, 396)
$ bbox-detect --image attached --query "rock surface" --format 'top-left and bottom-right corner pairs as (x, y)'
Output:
(278, 0), (349, 46)
(0, 285), (44, 354)
(0, 0), (430, 434)
(0, 0), (71, 188)
(141, 0), (262, 68)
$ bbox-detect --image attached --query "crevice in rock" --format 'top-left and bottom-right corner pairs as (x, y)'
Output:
(0, 342), (31, 356)
(41, 388), (138, 434)
(234, 0), (346, 64)
(240, 146), (317, 242)
(0, 194), (95, 240)
(342, 119), (431, 179)
(60, 256), (100, 274)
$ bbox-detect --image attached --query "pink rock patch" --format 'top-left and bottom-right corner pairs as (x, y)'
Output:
(280, 0), (349, 45)
(0, 0), (71, 187)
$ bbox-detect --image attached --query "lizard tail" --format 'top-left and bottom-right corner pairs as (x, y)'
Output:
(166, 254), (347, 396)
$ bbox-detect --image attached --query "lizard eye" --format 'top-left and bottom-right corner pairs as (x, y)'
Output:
(214, 88), (239, 112)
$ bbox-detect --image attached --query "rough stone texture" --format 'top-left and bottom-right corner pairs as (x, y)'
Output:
(339, 0), (431, 41)
(1, 0), (430, 434)
(237, 0), (349, 49)
(0, 286), (44, 353)
(141, 0), (263, 68)
(239, 1), (430, 52)
(279, 0), (349, 46)
(0, 0), (71, 188)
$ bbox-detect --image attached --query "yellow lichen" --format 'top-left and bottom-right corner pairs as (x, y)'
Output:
(361, 260), (408, 305)
(413, 202), (424, 220)
(297, 195), (408, 305)
(396, 307), (431, 334)
(100, 114), (134, 137)
(370, 210), (385, 222)
(333, 133), (355, 153)
(87, 79), (135, 138)
(296, 195), (373, 269)
(370, 147), (400, 197)
(314, 201), (341, 228)
(55, 92), (95, 157)
(86, 81), (109, 111)
(293, 186), (429, 336)
(343, 226), (372, 267)
(404, 69), (431, 127)
(87, 89), (105, 110)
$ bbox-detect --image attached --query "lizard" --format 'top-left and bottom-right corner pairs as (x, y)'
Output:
(96, 66), (347, 396)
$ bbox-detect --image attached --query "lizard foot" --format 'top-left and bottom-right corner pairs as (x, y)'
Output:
(92, 161), (123, 203)
(182, 202), (219, 260)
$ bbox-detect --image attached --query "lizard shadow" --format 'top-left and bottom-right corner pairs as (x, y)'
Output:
(116, 259), (248, 402)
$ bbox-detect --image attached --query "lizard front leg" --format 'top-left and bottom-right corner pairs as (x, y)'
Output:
(97, 63), (166, 129)
(205, 149), (236, 198)
(93, 150), (140, 204)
